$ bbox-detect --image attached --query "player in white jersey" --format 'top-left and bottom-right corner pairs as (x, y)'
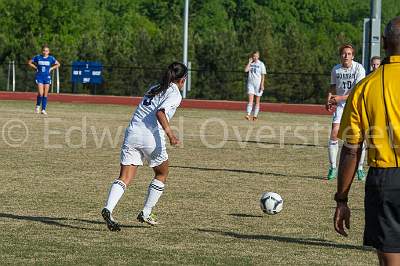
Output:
(101, 62), (188, 231)
(244, 51), (267, 120)
(326, 44), (366, 180)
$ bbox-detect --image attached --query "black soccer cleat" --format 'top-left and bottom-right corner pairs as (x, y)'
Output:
(101, 208), (121, 232)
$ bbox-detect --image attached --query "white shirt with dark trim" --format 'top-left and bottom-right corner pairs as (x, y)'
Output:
(129, 83), (182, 131)
(330, 61), (365, 106)
(247, 60), (267, 85)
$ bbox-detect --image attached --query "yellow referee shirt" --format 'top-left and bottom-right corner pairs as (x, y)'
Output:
(339, 56), (400, 168)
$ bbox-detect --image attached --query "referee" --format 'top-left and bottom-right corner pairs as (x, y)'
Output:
(333, 17), (400, 265)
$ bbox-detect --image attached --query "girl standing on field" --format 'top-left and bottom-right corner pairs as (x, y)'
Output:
(28, 45), (60, 115)
(101, 62), (187, 231)
(244, 51), (266, 121)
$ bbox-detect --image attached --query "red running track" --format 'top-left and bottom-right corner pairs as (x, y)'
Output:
(0, 91), (330, 115)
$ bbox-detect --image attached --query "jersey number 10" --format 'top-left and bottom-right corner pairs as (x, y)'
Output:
(342, 81), (352, 90)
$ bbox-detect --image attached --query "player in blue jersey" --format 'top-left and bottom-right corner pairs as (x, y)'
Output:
(101, 62), (187, 231)
(28, 45), (60, 115)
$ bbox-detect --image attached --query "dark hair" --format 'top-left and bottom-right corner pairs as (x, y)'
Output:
(339, 44), (355, 56)
(149, 62), (187, 96)
(42, 44), (49, 51)
(384, 16), (400, 48)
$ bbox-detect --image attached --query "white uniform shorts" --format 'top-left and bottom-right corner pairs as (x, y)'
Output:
(120, 127), (168, 168)
(332, 104), (344, 124)
(247, 82), (263, 97)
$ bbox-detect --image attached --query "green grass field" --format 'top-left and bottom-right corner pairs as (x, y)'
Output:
(0, 100), (376, 265)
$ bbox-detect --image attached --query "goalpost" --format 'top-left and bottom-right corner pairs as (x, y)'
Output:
(182, 0), (190, 98)
(362, 0), (381, 72)
(6, 61), (15, 92)
(50, 67), (60, 93)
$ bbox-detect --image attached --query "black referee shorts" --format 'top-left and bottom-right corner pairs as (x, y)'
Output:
(364, 167), (400, 253)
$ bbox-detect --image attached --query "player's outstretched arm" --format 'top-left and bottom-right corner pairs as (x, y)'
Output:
(28, 59), (37, 71)
(156, 109), (179, 146)
(335, 95), (349, 102)
(50, 60), (61, 72)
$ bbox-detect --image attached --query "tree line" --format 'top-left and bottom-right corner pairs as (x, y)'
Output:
(0, 0), (399, 103)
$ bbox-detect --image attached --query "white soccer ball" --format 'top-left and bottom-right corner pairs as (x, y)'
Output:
(260, 192), (283, 215)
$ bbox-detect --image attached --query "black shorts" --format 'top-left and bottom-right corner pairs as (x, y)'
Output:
(364, 167), (400, 252)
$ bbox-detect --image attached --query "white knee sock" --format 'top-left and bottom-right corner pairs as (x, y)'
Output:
(358, 143), (366, 170)
(246, 103), (253, 115)
(253, 106), (260, 117)
(104, 179), (126, 213)
(328, 140), (339, 168)
(142, 179), (165, 217)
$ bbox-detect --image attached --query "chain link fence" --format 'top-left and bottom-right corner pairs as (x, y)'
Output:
(0, 61), (330, 104)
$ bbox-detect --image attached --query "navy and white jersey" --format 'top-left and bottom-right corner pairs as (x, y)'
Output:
(31, 55), (57, 77)
(247, 60), (267, 85)
(129, 83), (182, 131)
(330, 61), (365, 106)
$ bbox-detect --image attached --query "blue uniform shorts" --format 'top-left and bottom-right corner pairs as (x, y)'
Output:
(35, 75), (52, 85)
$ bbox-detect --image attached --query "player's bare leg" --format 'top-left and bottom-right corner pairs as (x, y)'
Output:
(327, 123), (340, 180)
(35, 84), (44, 113)
(118, 164), (138, 186)
(246, 94), (254, 120)
(102, 164), (138, 231)
(377, 250), (400, 266)
(138, 160), (169, 226)
(253, 95), (261, 121)
(153, 160), (169, 183)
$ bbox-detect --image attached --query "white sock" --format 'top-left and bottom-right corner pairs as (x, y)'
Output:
(142, 179), (165, 217)
(246, 103), (253, 115)
(328, 140), (339, 168)
(104, 179), (126, 213)
(253, 106), (260, 117)
(358, 143), (366, 170)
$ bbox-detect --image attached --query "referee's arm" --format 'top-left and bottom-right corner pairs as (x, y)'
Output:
(333, 89), (364, 236)
(336, 143), (363, 201)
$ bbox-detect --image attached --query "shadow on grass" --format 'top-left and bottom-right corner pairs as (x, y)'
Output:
(229, 213), (263, 218)
(226, 139), (325, 148)
(0, 213), (146, 231)
(170, 165), (323, 180)
(197, 229), (373, 252)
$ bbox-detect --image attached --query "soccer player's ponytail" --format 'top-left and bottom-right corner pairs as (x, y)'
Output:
(157, 62), (188, 94)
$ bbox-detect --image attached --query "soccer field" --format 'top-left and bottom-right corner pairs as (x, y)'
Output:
(0, 100), (375, 265)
